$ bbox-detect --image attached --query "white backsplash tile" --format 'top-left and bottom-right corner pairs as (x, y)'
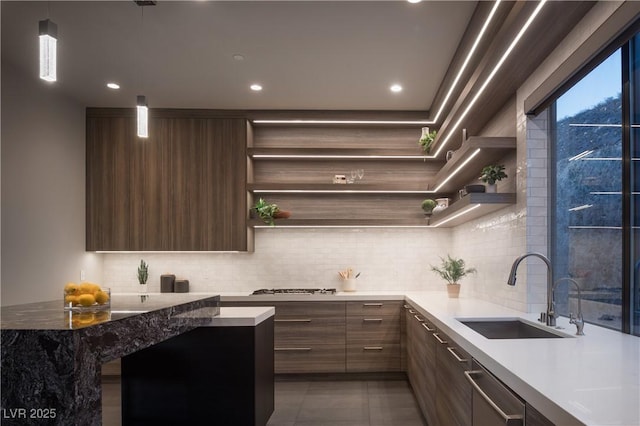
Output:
(102, 228), (453, 293)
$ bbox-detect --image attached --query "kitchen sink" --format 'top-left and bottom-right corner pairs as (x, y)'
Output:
(458, 318), (567, 339)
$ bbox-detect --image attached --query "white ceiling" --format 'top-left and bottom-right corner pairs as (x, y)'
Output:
(1, 1), (477, 111)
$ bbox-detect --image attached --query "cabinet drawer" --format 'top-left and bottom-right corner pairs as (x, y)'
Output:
(346, 316), (400, 343)
(275, 344), (345, 374)
(274, 301), (345, 318)
(275, 317), (345, 345)
(346, 343), (402, 372)
(347, 301), (402, 316)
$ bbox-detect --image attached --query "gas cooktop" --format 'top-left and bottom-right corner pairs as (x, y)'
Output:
(251, 288), (337, 295)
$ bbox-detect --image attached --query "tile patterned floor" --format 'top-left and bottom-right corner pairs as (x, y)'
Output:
(102, 376), (426, 426)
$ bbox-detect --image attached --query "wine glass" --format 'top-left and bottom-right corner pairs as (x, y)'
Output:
(350, 169), (358, 184)
(357, 169), (364, 182)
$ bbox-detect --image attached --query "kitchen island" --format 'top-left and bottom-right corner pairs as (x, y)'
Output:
(1, 294), (221, 426)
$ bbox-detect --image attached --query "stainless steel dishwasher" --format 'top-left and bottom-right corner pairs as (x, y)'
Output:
(464, 360), (525, 426)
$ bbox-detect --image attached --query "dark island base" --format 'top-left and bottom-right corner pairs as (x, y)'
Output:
(122, 318), (274, 426)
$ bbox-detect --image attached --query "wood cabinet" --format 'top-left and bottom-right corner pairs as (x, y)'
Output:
(434, 330), (472, 426)
(86, 109), (249, 251)
(526, 403), (555, 426)
(247, 120), (516, 228)
(273, 302), (346, 373)
(404, 304), (438, 426)
(346, 301), (402, 372)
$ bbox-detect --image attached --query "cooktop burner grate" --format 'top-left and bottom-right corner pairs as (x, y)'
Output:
(251, 288), (337, 295)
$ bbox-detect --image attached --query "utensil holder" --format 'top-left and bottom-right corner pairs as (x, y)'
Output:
(343, 279), (356, 292)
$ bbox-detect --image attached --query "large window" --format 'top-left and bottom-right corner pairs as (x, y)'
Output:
(552, 35), (639, 335)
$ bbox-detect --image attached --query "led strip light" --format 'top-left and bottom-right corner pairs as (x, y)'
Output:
(252, 1), (502, 127)
(430, 204), (482, 227)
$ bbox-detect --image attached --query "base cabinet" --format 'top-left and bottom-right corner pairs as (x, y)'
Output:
(121, 319), (274, 426)
(526, 403), (555, 426)
(435, 330), (472, 426)
(346, 301), (402, 372)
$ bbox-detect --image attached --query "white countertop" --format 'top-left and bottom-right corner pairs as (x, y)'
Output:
(218, 290), (640, 426)
(207, 306), (275, 327)
(403, 292), (640, 426)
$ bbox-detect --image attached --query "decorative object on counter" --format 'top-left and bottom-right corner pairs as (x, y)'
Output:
(432, 198), (450, 214)
(333, 174), (347, 184)
(421, 199), (437, 218)
(338, 268), (359, 292)
(252, 198), (290, 226)
(63, 282), (110, 311)
(480, 164), (507, 193)
(430, 255), (476, 298)
(174, 279), (190, 293)
(138, 259), (149, 294)
(418, 127), (437, 154)
(160, 274), (176, 293)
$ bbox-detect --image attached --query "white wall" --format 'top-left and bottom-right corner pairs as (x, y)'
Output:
(102, 228), (452, 293)
(1, 64), (102, 306)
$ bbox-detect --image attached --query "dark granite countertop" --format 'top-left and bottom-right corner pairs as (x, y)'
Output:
(1, 293), (220, 330)
(1, 293), (220, 426)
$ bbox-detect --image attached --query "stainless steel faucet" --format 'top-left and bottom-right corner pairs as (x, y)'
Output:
(553, 277), (585, 335)
(507, 252), (556, 326)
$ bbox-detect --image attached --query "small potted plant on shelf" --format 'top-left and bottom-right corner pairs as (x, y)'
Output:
(138, 259), (149, 294)
(421, 199), (437, 218)
(252, 198), (290, 226)
(430, 255), (476, 298)
(480, 164), (507, 193)
(418, 127), (437, 154)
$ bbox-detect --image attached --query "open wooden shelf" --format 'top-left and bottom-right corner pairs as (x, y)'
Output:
(429, 193), (516, 227)
(432, 137), (516, 193)
(248, 148), (435, 160)
(248, 218), (432, 228)
(247, 183), (435, 194)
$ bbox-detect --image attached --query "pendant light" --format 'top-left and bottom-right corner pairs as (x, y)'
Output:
(137, 95), (149, 138)
(136, 1), (154, 138)
(38, 18), (57, 82)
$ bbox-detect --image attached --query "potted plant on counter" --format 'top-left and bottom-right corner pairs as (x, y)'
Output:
(252, 198), (290, 226)
(480, 164), (507, 193)
(138, 259), (149, 294)
(430, 255), (476, 298)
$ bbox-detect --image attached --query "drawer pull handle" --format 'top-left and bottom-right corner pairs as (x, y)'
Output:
(421, 322), (436, 332)
(403, 304), (411, 309)
(275, 319), (312, 323)
(363, 303), (383, 307)
(275, 347), (312, 352)
(464, 370), (524, 424)
(413, 314), (424, 322)
(363, 318), (383, 322)
(433, 333), (447, 344)
(447, 346), (468, 363)
(408, 309), (417, 314)
(364, 346), (383, 351)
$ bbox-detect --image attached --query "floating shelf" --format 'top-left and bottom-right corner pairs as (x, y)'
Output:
(431, 137), (516, 193)
(429, 193), (516, 227)
(247, 183), (436, 194)
(248, 148), (436, 160)
(248, 218), (432, 228)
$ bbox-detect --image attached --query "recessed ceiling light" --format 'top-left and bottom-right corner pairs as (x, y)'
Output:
(390, 84), (402, 93)
(250, 84), (263, 91)
(233, 54), (245, 61)
(106, 82), (120, 89)
(407, 0), (422, 3)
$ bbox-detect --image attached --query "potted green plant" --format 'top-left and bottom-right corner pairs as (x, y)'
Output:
(138, 259), (149, 294)
(418, 127), (437, 154)
(480, 164), (507, 193)
(421, 199), (437, 216)
(430, 255), (476, 298)
(252, 198), (290, 226)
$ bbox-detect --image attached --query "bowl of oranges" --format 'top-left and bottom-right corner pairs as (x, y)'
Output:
(64, 282), (110, 312)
